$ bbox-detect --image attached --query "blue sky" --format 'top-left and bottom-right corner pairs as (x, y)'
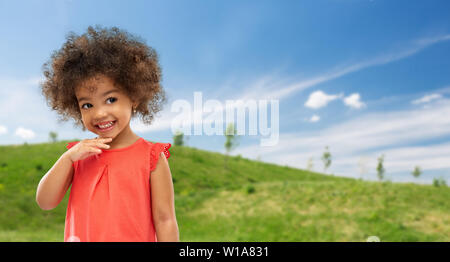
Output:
(1, 0), (450, 184)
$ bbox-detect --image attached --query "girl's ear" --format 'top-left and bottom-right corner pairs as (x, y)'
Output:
(132, 103), (139, 113)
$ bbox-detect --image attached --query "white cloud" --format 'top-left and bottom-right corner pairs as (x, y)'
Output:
(304, 90), (342, 109)
(343, 93), (365, 109)
(14, 127), (36, 140)
(309, 115), (320, 122)
(0, 125), (7, 135)
(234, 98), (450, 177)
(411, 93), (443, 104)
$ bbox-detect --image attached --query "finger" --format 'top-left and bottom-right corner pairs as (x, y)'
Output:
(90, 147), (103, 154)
(95, 143), (110, 149)
(95, 136), (112, 139)
(83, 142), (107, 150)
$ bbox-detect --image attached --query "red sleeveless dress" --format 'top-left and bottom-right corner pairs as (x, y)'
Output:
(64, 137), (171, 242)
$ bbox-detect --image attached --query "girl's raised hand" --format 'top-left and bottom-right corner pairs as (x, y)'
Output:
(66, 137), (112, 163)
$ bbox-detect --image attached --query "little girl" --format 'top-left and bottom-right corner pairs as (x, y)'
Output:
(35, 25), (179, 242)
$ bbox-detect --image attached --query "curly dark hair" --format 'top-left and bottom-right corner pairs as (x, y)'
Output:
(40, 25), (167, 131)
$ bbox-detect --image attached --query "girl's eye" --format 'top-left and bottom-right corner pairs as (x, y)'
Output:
(81, 103), (92, 109)
(80, 97), (117, 109)
(106, 97), (117, 104)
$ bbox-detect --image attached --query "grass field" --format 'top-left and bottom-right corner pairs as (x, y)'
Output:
(0, 140), (449, 241)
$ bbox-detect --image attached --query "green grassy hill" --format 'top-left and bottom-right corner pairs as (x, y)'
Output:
(0, 140), (449, 241)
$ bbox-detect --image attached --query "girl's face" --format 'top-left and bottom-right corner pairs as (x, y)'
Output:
(75, 74), (137, 140)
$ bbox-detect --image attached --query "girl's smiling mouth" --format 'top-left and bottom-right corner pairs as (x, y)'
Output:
(95, 120), (117, 132)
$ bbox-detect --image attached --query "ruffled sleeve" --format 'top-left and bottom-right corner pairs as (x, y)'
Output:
(150, 142), (172, 173)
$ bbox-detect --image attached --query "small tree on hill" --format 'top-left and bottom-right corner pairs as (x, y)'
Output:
(173, 130), (184, 146)
(322, 146), (332, 174)
(49, 131), (58, 143)
(433, 177), (447, 187)
(224, 123), (239, 170)
(376, 154), (385, 181)
(412, 166), (422, 179)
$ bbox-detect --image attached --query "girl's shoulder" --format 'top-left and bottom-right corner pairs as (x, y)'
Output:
(145, 140), (172, 172)
(66, 140), (80, 150)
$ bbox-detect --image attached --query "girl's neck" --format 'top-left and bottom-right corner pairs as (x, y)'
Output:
(106, 124), (140, 150)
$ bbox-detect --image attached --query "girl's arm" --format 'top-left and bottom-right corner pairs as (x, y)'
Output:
(151, 152), (179, 242)
(36, 137), (111, 210)
(36, 151), (74, 210)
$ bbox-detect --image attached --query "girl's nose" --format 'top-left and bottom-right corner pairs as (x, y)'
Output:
(93, 107), (109, 119)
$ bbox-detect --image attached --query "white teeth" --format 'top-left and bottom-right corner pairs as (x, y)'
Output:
(98, 121), (114, 129)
